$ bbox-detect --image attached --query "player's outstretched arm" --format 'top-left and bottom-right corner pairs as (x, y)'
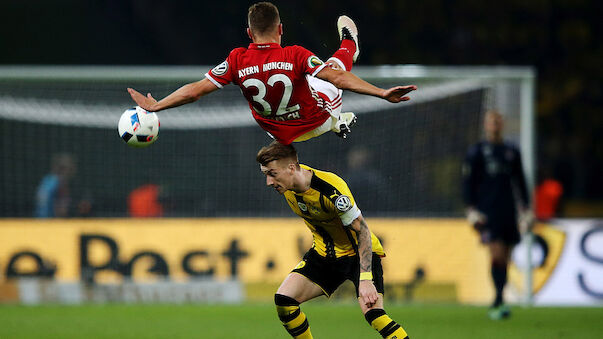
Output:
(349, 215), (379, 309)
(315, 67), (417, 103)
(381, 85), (419, 103)
(127, 78), (219, 112)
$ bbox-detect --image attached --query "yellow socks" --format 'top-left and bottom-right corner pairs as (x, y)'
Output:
(365, 308), (409, 339)
(275, 294), (313, 339)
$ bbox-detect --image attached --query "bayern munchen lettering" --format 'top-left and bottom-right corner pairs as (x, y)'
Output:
(262, 62), (293, 72)
(238, 65), (260, 78)
(238, 62), (293, 78)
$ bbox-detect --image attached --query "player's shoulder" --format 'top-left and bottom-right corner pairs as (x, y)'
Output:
(232, 46), (248, 53)
(302, 164), (350, 195)
(227, 47), (248, 57)
(218, 47), (248, 72)
(283, 190), (296, 201)
(467, 141), (484, 157)
(283, 45), (310, 52)
(283, 45), (316, 60)
(303, 164), (344, 183)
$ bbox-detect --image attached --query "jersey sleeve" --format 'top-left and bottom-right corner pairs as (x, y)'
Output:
(204, 48), (241, 88)
(319, 175), (361, 226)
(293, 45), (327, 77)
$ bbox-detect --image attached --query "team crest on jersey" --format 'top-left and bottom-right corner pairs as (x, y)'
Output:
(294, 260), (306, 270)
(297, 202), (308, 212)
(211, 60), (229, 76)
(335, 195), (352, 212)
(307, 55), (323, 68)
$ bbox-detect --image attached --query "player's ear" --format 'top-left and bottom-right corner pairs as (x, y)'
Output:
(246, 28), (253, 41)
(278, 23), (283, 36)
(287, 162), (296, 172)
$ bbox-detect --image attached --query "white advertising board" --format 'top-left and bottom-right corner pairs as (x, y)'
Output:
(517, 219), (603, 306)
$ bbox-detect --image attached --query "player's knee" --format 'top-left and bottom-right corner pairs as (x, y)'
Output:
(275, 293), (299, 306)
(364, 308), (386, 325)
(490, 248), (508, 265)
(275, 293), (301, 322)
(491, 257), (508, 267)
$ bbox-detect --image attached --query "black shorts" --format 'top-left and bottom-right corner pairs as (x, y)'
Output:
(291, 248), (385, 297)
(479, 224), (520, 245)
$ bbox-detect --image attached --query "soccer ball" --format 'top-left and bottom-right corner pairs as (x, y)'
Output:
(118, 106), (159, 148)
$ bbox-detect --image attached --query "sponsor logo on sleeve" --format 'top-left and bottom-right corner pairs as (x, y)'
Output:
(294, 260), (306, 270)
(211, 61), (229, 76)
(307, 55), (324, 68)
(335, 195), (352, 212)
(297, 202), (308, 212)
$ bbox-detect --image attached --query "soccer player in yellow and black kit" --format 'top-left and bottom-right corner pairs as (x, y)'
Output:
(257, 141), (409, 339)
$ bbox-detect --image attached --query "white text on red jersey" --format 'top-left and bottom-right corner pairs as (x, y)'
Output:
(238, 62), (294, 79)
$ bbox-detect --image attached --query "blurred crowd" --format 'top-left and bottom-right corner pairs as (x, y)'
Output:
(2, 0), (597, 217)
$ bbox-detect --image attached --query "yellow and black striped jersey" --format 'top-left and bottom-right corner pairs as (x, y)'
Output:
(284, 164), (385, 259)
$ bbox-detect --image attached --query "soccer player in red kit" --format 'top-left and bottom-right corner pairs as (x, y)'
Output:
(128, 2), (417, 144)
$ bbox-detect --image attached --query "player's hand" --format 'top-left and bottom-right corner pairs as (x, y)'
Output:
(467, 208), (487, 231)
(127, 88), (159, 112)
(519, 209), (535, 234)
(382, 85), (417, 103)
(358, 280), (379, 308)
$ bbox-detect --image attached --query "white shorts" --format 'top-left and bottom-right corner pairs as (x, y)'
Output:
(293, 58), (345, 142)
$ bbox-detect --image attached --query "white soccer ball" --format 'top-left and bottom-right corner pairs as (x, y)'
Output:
(118, 106), (159, 148)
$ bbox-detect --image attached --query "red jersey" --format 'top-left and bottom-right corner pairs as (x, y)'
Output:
(205, 43), (333, 144)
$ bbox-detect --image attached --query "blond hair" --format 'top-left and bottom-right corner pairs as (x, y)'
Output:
(256, 141), (298, 166)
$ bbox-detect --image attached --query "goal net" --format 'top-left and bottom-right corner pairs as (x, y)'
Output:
(0, 65), (534, 218)
(0, 65), (537, 305)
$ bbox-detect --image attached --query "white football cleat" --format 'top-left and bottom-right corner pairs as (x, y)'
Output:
(334, 112), (357, 139)
(337, 15), (359, 62)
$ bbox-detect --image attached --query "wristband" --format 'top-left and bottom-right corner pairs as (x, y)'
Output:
(359, 272), (373, 281)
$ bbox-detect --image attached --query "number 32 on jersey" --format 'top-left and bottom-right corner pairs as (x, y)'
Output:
(242, 74), (301, 119)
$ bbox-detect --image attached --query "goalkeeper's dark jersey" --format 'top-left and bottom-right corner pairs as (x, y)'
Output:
(284, 164), (385, 259)
(462, 141), (529, 228)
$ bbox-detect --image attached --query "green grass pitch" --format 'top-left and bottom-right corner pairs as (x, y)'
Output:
(1, 302), (602, 338)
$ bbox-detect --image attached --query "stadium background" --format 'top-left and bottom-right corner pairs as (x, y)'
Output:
(1, 1), (602, 338)
(1, 0), (601, 211)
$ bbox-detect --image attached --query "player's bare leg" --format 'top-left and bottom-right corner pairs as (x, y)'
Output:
(330, 15), (359, 138)
(360, 294), (410, 339)
(274, 273), (324, 338)
(488, 240), (512, 320)
(292, 15), (359, 142)
(277, 273), (324, 303)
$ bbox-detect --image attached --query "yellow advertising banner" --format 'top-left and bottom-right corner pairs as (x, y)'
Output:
(0, 218), (494, 303)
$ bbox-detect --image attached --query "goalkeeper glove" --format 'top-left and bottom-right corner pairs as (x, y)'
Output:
(466, 208), (487, 231)
(518, 209), (535, 234)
